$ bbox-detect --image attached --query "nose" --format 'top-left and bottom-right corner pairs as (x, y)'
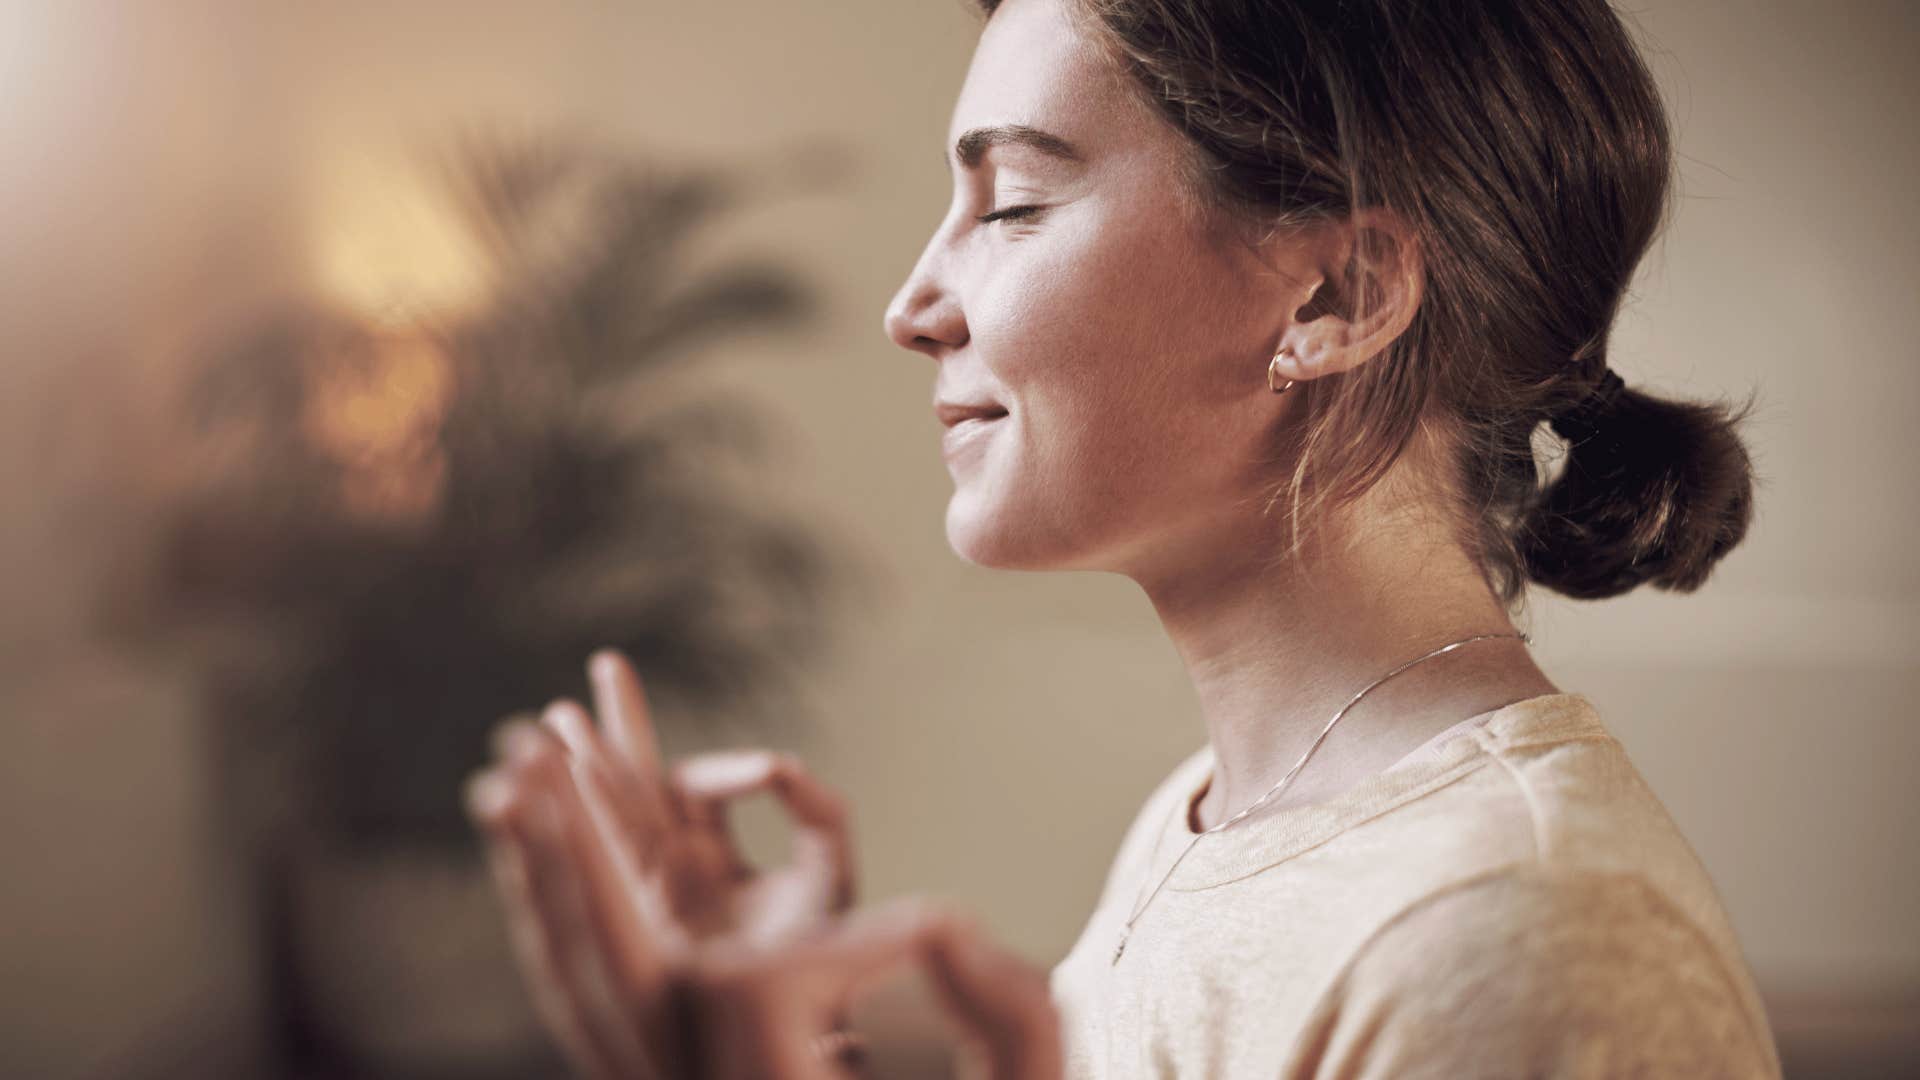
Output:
(883, 241), (968, 359)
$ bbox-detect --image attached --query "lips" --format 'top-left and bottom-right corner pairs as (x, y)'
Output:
(938, 402), (1006, 462)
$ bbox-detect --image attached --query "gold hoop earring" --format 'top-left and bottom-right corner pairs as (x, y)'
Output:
(1268, 349), (1297, 394)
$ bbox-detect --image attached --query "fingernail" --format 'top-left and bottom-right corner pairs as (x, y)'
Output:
(680, 750), (768, 791)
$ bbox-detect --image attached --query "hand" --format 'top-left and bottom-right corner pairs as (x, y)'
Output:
(467, 648), (858, 1076)
(476, 743), (1061, 1079)
(682, 897), (1064, 1080)
(552, 649), (857, 949)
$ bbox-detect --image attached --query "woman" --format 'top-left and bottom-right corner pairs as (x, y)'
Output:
(466, 0), (1780, 1075)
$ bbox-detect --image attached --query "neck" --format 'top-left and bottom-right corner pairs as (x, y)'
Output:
(1128, 489), (1559, 832)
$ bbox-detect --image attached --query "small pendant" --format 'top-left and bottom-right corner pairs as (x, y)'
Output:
(1111, 932), (1128, 965)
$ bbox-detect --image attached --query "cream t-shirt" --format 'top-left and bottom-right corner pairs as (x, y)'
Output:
(1047, 693), (1781, 1078)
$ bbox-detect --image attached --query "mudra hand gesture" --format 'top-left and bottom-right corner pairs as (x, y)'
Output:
(465, 649), (1062, 1078)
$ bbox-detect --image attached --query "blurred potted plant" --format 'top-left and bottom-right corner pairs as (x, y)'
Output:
(100, 135), (854, 1077)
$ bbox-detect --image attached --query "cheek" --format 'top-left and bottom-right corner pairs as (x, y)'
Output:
(973, 215), (1257, 474)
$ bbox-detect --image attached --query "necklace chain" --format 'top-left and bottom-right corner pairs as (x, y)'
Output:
(1110, 630), (1529, 965)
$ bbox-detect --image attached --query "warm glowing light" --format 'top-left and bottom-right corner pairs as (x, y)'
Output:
(302, 329), (455, 524)
(307, 151), (489, 324)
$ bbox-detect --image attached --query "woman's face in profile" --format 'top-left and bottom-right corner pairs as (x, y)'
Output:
(884, 0), (1303, 577)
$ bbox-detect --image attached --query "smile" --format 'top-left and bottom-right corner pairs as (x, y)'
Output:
(941, 412), (1005, 459)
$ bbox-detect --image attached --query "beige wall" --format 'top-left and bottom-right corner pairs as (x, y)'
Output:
(3, 0), (1916, 1073)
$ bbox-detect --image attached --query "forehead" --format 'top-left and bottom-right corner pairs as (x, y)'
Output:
(947, 0), (1143, 158)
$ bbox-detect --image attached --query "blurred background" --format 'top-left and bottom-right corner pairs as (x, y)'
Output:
(1, 1), (1914, 1077)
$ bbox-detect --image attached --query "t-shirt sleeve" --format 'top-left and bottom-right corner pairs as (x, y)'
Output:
(1285, 866), (1779, 1080)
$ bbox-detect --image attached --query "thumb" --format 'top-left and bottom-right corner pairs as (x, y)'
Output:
(920, 918), (1062, 1080)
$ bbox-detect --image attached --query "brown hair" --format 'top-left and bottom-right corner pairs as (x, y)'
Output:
(976, 0), (1756, 604)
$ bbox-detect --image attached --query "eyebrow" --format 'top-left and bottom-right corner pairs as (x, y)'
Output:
(949, 124), (1084, 170)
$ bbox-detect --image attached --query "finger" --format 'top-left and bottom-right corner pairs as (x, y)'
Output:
(589, 648), (666, 778)
(773, 895), (967, 996)
(477, 723), (662, 1075)
(547, 746), (683, 981)
(672, 750), (857, 912)
(509, 749), (656, 1077)
(570, 752), (692, 954)
(481, 791), (625, 1080)
(918, 920), (1063, 1080)
(545, 697), (674, 848)
(487, 710), (544, 767)
(695, 897), (967, 1080)
(731, 902), (1060, 1080)
(547, 697), (690, 930)
(466, 724), (559, 842)
(580, 654), (680, 828)
(756, 899), (1060, 1080)
(464, 767), (516, 832)
(471, 721), (580, 845)
(492, 715), (562, 773)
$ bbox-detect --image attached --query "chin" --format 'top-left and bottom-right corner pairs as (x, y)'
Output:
(944, 500), (1018, 568)
(943, 492), (1077, 571)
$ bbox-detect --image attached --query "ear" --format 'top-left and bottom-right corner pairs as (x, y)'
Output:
(1267, 208), (1424, 383)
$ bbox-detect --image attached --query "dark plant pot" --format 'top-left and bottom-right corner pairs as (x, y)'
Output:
(276, 839), (562, 1079)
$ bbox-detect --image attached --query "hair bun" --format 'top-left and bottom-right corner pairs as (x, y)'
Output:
(1547, 368), (1628, 446)
(1520, 378), (1757, 600)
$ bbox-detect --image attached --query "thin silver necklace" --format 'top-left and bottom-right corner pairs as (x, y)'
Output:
(1110, 630), (1529, 965)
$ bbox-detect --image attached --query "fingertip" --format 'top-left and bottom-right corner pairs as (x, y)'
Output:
(493, 721), (550, 768)
(502, 736), (570, 802)
(541, 698), (596, 757)
(765, 750), (802, 790)
(542, 696), (586, 721)
(464, 769), (515, 825)
(673, 748), (777, 796)
(589, 647), (628, 684)
(919, 904), (996, 975)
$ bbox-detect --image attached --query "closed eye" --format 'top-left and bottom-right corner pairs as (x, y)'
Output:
(976, 205), (1043, 225)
